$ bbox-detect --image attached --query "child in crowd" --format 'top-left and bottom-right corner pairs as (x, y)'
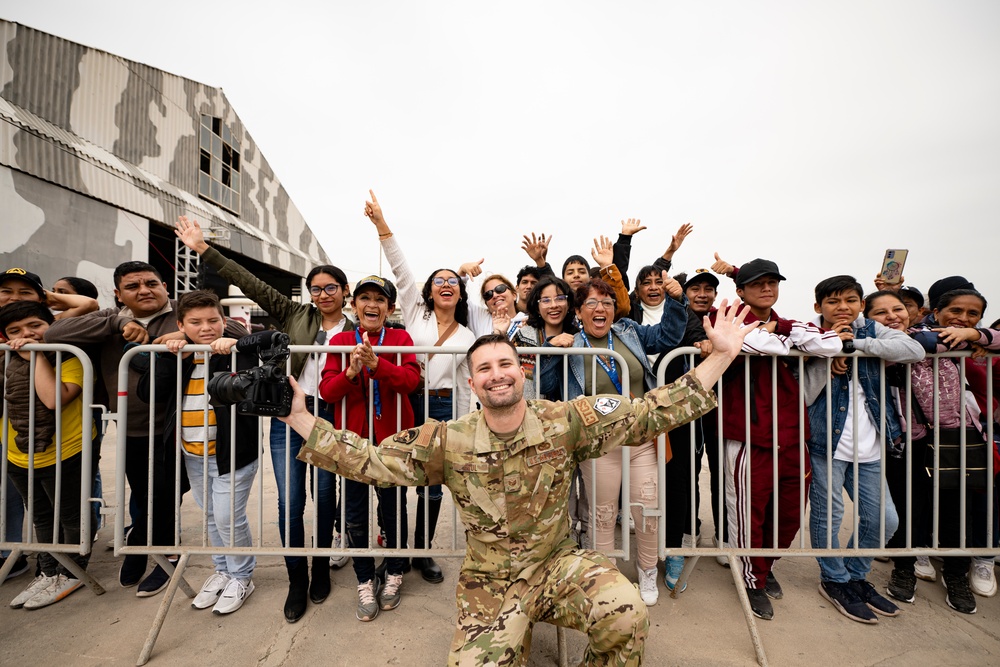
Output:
(133, 290), (260, 614)
(803, 276), (924, 624)
(320, 276), (420, 621)
(2, 301), (95, 609)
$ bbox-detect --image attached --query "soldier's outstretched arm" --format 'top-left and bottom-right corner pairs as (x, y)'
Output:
(280, 377), (443, 488)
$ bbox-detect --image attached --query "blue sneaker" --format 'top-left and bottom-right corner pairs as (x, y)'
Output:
(664, 556), (686, 592)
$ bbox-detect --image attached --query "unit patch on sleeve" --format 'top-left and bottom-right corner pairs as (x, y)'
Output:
(593, 397), (621, 416)
(571, 397), (599, 426)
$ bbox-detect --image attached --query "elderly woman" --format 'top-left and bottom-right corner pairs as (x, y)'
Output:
(364, 191), (477, 584)
(541, 275), (687, 606)
(174, 216), (352, 622)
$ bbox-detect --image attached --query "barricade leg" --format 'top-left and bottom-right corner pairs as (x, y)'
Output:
(137, 553), (191, 666)
(729, 554), (768, 667)
(0, 547), (25, 585)
(50, 551), (106, 595)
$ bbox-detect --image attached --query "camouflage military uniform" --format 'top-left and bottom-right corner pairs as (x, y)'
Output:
(299, 371), (716, 666)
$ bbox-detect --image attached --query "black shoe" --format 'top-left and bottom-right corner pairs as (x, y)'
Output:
(309, 557), (330, 604)
(136, 563), (173, 598)
(764, 572), (783, 600)
(284, 559), (310, 623)
(941, 574), (977, 614)
(2, 555), (30, 581)
(819, 581), (878, 624)
(850, 579), (900, 617)
(411, 557), (444, 584)
(746, 587), (773, 620)
(119, 554), (148, 588)
(886, 568), (916, 604)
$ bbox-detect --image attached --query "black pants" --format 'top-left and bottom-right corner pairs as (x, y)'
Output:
(8, 453), (90, 576)
(124, 434), (189, 548)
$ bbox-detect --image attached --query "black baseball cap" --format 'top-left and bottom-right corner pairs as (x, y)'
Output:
(897, 285), (924, 309)
(684, 268), (720, 290)
(0, 268), (45, 299)
(928, 276), (974, 310)
(734, 259), (786, 288)
(353, 275), (397, 303)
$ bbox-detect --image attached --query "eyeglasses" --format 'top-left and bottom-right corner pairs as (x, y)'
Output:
(432, 276), (460, 287)
(483, 284), (509, 301)
(539, 295), (568, 306)
(582, 298), (615, 310)
(309, 284), (341, 297)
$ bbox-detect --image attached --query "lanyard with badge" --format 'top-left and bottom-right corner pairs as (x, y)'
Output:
(580, 331), (623, 395)
(355, 327), (386, 418)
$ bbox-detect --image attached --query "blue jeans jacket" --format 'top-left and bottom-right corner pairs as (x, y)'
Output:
(540, 295), (687, 399)
(806, 318), (903, 456)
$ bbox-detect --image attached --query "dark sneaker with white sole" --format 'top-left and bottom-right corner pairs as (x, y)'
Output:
(850, 579), (900, 616)
(764, 572), (783, 600)
(941, 574), (977, 614)
(746, 587), (773, 620)
(819, 581), (878, 624)
(886, 568), (916, 604)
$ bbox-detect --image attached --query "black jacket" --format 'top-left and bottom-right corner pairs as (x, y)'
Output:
(133, 348), (260, 474)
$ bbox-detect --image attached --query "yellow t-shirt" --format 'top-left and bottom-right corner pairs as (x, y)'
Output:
(6, 356), (91, 468)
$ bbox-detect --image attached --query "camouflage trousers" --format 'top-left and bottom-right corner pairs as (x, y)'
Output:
(448, 548), (648, 666)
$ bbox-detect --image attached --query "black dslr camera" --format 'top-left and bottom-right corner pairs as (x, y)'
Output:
(208, 331), (293, 417)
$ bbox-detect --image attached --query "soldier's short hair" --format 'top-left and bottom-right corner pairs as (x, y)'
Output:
(467, 333), (517, 364)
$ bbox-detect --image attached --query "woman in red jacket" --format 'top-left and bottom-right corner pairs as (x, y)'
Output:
(320, 276), (420, 622)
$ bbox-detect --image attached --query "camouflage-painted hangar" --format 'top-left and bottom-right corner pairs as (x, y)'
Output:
(0, 19), (329, 308)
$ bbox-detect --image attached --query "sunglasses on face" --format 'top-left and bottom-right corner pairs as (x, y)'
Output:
(483, 284), (509, 301)
(539, 295), (568, 306)
(432, 276), (460, 287)
(309, 284), (341, 297)
(582, 298), (615, 310)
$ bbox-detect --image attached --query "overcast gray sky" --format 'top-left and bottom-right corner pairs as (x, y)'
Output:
(5, 1), (999, 320)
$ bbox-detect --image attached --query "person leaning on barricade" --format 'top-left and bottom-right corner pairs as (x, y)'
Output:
(282, 299), (755, 666)
(364, 191), (477, 585)
(538, 273), (687, 605)
(318, 275), (420, 621)
(884, 287), (1000, 613)
(130, 290), (261, 615)
(44, 260), (249, 598)
(174, 216), (352, 622)
(801, 275), (924, 624)
(709, 256), (842, 620)
(1, 301), (96, 609)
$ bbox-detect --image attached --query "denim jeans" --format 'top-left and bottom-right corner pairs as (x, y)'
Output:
(346, 478), (408, 583)
(183, 452), (258, 580)
(809, 453), (898, 583)
(269, 400), (338, 568)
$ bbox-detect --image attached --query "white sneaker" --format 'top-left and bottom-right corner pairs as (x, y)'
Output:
(969, 558), (997, 598)
(329, 532), (350, 569)
(638, 566), (659, 606)
(10, 575), (56, 609)
(681, 533), (697, 549)
(628, 514), (636, 534)
(715, 537), (731, 568)
(23, 574), (83, 610)
(914, 556), (936, 582)
(212, 577), (254, 615)
(192, 572), (231, 609)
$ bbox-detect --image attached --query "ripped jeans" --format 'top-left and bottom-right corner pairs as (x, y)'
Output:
(582, 440), (659, 571)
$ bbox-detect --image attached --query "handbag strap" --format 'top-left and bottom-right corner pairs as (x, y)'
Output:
(427, 320), (459, 362)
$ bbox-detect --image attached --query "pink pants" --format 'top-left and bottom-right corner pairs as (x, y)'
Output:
(582, 441), (660, 571)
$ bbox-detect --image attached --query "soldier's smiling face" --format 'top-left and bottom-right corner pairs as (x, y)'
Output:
(468, 341), (525, 410)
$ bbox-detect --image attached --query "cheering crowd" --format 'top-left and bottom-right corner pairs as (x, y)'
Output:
(2, 191), (998, 645)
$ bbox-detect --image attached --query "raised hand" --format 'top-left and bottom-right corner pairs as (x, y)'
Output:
(459, 258), (485, 279)
(620, 218), (647, 236)
(492, 304), (511, 336)
(365, 189), (390, 235)
(663, 223), (693, 260)
(591, 235), (614, 268)
(711, 252), (735, 277)
(702, 299), (753, 360)
(873, 274), (903, 293)
(521, 233), (551, 265)
(175, 216), (209, 254)
(355, 331), (380, 371)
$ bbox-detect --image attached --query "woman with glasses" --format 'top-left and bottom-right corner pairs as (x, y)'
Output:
(512, 275), (577, 401)
(174, 216), (353, 622)
(363, 192), (476, 584)
(541, 275), (687, 606)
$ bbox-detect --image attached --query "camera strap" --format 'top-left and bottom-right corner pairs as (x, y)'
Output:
(356, 327), (387, 418)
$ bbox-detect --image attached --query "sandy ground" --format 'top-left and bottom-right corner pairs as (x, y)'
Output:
(2, 419), (998, 666)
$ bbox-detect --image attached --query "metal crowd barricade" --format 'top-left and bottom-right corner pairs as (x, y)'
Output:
(0, 343), (104, 596)
(655, 346), (997, 666)
(114, 343), (632, 665)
